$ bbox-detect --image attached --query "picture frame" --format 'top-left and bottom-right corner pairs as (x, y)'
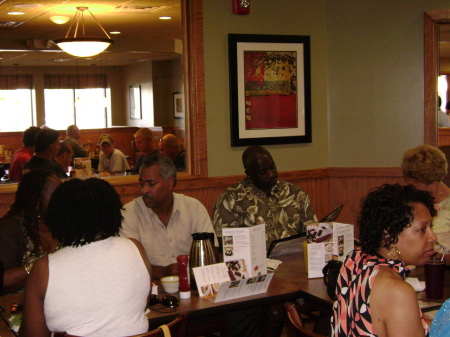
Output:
(228, 34), (312, 147)
(129, 85), (142, 120)
(173, 92), (184, 119)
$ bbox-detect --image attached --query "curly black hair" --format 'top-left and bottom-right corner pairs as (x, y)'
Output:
(359, 183), (437, 255)
(7, 169), (58, 254)
(45, 178), (123, 247)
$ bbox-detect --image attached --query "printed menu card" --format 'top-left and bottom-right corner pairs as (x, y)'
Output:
(222, 224), (267, 277)
(73, 157), (92, 179)
(306, 222), (354, 278)
(193, 259), (274, 303)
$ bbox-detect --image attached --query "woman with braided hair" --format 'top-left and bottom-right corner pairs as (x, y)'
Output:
(0, 169), (61, 293)
(19, 178), (151, 337)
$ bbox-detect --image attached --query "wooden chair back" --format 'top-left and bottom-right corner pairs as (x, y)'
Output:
(53, 313), (189, 337)
(131, 313), (189, 337)
(284, 302), (326, 337)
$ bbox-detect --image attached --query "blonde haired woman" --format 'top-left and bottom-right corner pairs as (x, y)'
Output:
(401, 144), (450, 253)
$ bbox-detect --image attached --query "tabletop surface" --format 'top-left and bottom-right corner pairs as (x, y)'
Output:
(0, 253), (303, 336)
(1, 252), (449, 336)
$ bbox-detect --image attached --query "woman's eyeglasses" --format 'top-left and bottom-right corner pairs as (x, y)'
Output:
(148, 294), (179, 313)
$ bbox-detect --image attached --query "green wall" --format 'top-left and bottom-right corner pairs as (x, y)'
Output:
(327, 0), (449, 167)
(203, 0), (450, 177)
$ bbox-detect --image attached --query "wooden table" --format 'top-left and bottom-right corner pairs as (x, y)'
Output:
(147, 255), (303, 334)
(281, 253), (450, 304)
(2, 253), (449, 336)
(0, 255), (303, 336)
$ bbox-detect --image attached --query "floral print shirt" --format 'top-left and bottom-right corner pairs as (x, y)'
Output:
(331, 249), (429, 337)
(212, 178), (317, 249)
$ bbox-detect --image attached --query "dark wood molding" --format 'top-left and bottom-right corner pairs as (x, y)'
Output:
(424, 10), (450, 146)
(183, 0), (207, 178)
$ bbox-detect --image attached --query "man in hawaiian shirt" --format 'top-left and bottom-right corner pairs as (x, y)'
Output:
(212, 145), (318, 337)
(213, 145), (317, 250)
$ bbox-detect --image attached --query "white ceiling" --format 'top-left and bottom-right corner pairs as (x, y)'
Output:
(0, 0), (182, 67)
(2, 2), (448, 67)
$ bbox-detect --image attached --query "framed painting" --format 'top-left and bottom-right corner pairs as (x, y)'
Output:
(173, 92), (184, 119)
(228, 34), (311, 147)
(129, 85), (142, 120)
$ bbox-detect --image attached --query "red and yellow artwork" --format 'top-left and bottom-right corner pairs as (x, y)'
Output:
(243, 51), (298, 130)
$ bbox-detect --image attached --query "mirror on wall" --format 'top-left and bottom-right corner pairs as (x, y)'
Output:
(438, 24), (450, 135)
(0, 0), (184, 129)
(424, 10), (450, 146)
(0, 0), (208, 178)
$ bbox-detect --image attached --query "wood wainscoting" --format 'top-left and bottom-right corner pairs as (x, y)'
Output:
(0, 167), (404, 238)
(439, 127), (450, 146)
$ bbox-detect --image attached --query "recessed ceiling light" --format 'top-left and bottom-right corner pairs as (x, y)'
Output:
(13, 3), (43, 8)
(8, 12), (24, 15)
(159, 16), (172, 20)
(50, 16), (70, 24)
(110, 31), (121, 35)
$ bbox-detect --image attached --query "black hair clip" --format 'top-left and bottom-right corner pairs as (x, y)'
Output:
(148, 295), (179, 313)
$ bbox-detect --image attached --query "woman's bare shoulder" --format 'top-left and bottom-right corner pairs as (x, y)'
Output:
(373, 266), (416, 302)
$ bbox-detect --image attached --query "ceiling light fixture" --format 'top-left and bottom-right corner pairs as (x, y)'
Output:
(53, 7), (114, 58)
(159, 16), (172, 20)
(50, 16), (70, 24)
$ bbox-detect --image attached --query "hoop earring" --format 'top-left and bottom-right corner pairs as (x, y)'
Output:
(387, 245), (401, 259)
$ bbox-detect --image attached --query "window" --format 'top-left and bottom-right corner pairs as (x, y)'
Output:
(44, 74), (109, 129)
(438, 75), (448, 111)
(0, 75), (34, 132)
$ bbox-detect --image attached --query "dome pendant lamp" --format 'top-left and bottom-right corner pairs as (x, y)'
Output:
(53, 7), (114, 57)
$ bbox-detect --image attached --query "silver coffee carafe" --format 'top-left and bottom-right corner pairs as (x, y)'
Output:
(189, 232), (216, 289)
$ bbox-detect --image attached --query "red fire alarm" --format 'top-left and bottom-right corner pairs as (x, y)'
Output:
(233, 0), (250, 15)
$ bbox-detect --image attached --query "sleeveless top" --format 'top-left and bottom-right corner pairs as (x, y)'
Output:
(330, 249), (429, 337)
(45, 236), (150, 336)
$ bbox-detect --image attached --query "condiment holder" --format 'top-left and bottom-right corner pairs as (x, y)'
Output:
(161, 276), (179, 294)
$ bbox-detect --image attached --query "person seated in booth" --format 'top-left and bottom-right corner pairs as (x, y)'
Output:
(9, 126), (41, 182)
(438, 96), (450, 128)
(19, 178), (151, 337)
(331, 184), (436, 336)
(401, 144), (450, 258)
(120, 154), (217, 280)
(0, 170), (61, 294)
(22, 128), (67, 179)
(64, 124), (92, 158)
(53, 142), (73, 177)
(159, 134), (186, 172)
(213, 145), (317, 251)
(212, 145), (318, 337)
(133, 127), (160, 174)
(97, 134), (130, 174)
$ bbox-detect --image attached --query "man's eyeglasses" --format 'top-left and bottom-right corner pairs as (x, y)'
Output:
(148, 294), (179, 313)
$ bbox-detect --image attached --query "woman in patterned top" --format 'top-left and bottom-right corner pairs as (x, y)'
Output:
(331, 184), (437, 337)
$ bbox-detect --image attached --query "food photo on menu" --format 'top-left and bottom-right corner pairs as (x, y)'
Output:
(223, 235), (234, 245)
(306, 222), (333, 243)
(226, 260), (249, 280)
